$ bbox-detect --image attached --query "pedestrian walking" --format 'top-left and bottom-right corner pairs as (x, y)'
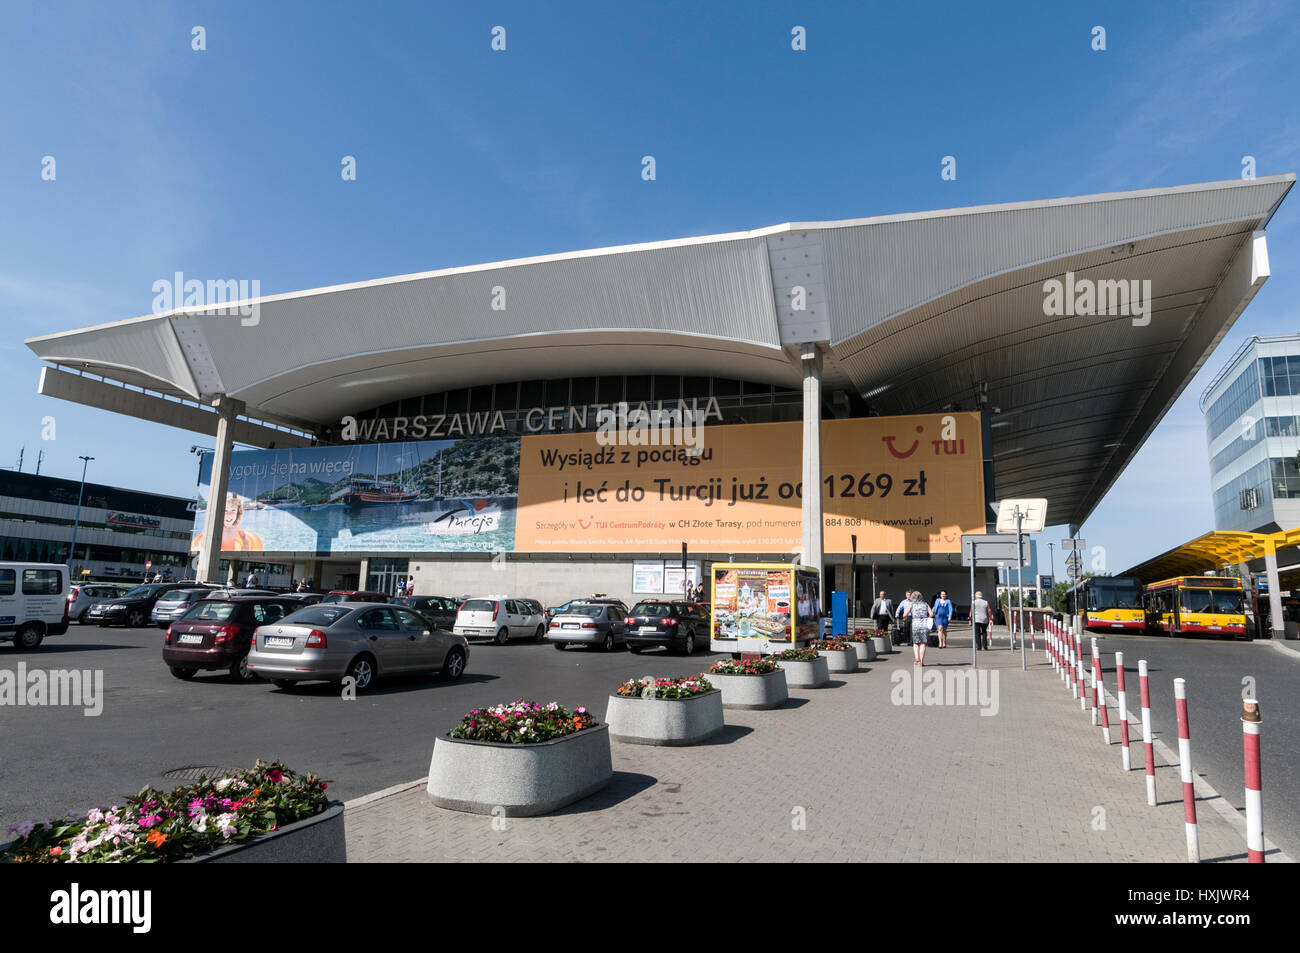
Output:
(245, 570), (259, 588)
(405, 578), (415, 597)
(932, 590), (953, 648)
(908, 590), (934, 666)
(869, 590), (894, 634)
(971, 590), (991, 650)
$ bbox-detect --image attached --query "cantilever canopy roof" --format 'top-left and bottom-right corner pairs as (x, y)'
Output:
(26, 175), (1295, 528)
(1125, 528), (1300, 582)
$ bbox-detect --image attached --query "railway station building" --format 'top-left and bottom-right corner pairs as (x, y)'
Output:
(25, 175), (1294, 610)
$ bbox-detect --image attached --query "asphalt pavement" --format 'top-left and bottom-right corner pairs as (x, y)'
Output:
(0, 622), (730, 835)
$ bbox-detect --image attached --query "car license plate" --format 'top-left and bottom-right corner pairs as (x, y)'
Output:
(265, 636), (295, 648)
(178, 634), (203, 644)
(639, 626), (658, 633)
(1208, 626), (1221, 631)
(562, 623), (578, 629)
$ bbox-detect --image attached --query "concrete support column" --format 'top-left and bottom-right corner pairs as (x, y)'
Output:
(1263, 544), (1285, 639)
(196, 397), (244, 584)
(1239, 561), (1259, 638)
(359, 557), (371, 591)
(799, 344), (824, 592)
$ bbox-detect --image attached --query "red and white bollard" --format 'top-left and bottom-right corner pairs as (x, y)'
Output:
(1077, 635), (1087, 710)
(1174, 678), (1199, 863)
(1089, 638), (1100, 726)
(1242, 698), (1263, 863)
(1115, 650), (1131, 770)
(1095, 644), (1111, 744)
(1140, 660), (1155, 806)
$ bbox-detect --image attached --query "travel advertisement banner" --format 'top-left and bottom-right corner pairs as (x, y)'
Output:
(192, 412), (983, 555)
(514, 412), (985, 554)
(191, 437), (519, 554)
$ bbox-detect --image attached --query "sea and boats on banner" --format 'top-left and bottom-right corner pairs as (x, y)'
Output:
(330, 447), (420, 507)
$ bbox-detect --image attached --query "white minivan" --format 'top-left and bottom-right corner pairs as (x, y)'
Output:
(0, 562), (71, 650)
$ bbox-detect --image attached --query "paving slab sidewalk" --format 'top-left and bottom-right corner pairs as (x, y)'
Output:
(344, 632), (1273, 863)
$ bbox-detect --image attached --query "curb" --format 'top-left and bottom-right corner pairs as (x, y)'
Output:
(1099, 685), (1295, 863)
(1263, 639), (1300, 662)
(344, 778), (428, 811)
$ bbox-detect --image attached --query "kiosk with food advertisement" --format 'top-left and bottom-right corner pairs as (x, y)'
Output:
(710, 562), (821, 655)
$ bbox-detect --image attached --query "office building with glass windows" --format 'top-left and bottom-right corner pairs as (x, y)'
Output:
(1202, 334), (1300, 533)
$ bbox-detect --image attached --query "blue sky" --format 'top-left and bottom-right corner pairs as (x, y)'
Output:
(2, 0), (1298, 572)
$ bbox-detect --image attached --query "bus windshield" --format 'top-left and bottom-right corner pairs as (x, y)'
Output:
(1088, 587), (1142, 610)
(1180, 589), (1245, 614)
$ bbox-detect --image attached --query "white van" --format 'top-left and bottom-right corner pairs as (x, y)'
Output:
(0, 562), (71, 650)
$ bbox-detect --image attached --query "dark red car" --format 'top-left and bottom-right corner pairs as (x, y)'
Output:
(163, 596), (299, 682)
(319, 590), (391, 604)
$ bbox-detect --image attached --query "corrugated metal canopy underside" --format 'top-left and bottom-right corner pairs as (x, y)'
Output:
(25, 175), (1295, 529)
(1125, 527), (1300, 582)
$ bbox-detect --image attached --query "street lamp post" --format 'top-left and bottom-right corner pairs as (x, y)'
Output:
(68, 455), (94, 569)
(1048, 542), (1056, 610)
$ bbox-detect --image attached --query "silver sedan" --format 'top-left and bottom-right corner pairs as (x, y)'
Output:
(547, 603), (628, 651)
(247, 603), (468, 691)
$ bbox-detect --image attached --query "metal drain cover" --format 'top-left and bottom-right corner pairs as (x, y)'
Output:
(161, 765), (243, 781)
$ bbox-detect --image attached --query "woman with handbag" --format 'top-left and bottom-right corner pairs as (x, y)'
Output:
(909, 590), (935, 666)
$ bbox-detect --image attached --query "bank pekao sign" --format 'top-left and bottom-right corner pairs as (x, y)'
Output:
(340, 397), (725, 441)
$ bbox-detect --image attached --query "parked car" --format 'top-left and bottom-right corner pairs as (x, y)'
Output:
(202, 588), (277, 599)
(151, 588), (215, 628)
(398, 595), (459, 630)
(246, 603), (469, 691)
(279, 592), (325, 607)
(66, 582), (132, 623)
(163, 596), (300, 681)
(1, 561), (70, 650)
(87, 583), (193, 628)
(624, 600), (711, 655)
(548, 601), (629, 651)
(453, 597), (547, 644)
(545, 594), (621, 620)
(319, 590), (390, 604)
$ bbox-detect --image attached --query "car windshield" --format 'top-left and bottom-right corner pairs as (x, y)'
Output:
(461, 599), (496, 612)
(281, 606), (353, 627)
(565, 605), (606, 618)
(631, 603), (673, 618)
(1181, 589), (1245, 614)
(183, 602), (238, 621)
(165, 589), (207, 602)
(120, 586), (152, 599)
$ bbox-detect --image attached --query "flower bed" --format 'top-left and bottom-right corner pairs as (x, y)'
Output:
(614, 675), (713, 699)
(845, 636), (877, 662)
(810, 639), (851, 652)
(709, 657), (780, 676)
(448, 699), (598, 744)
(1, 761), (332, 864)
(773, 647), (820, 661)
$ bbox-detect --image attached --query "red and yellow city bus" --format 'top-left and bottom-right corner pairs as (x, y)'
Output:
(1143, 576), (1248, 639)
(1068, 576), (1146, 632)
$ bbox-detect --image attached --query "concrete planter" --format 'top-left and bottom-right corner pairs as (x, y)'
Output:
(847, 639), (876, 662)
(707, 669), (790, 710)
(605, 689), (725, 745)
(427, 724), (613, 817)
(189, 801), (346, 864)
(818, 646), (859, 673)
(775, 655), (831, 688)
(871, 635), (891, 655)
